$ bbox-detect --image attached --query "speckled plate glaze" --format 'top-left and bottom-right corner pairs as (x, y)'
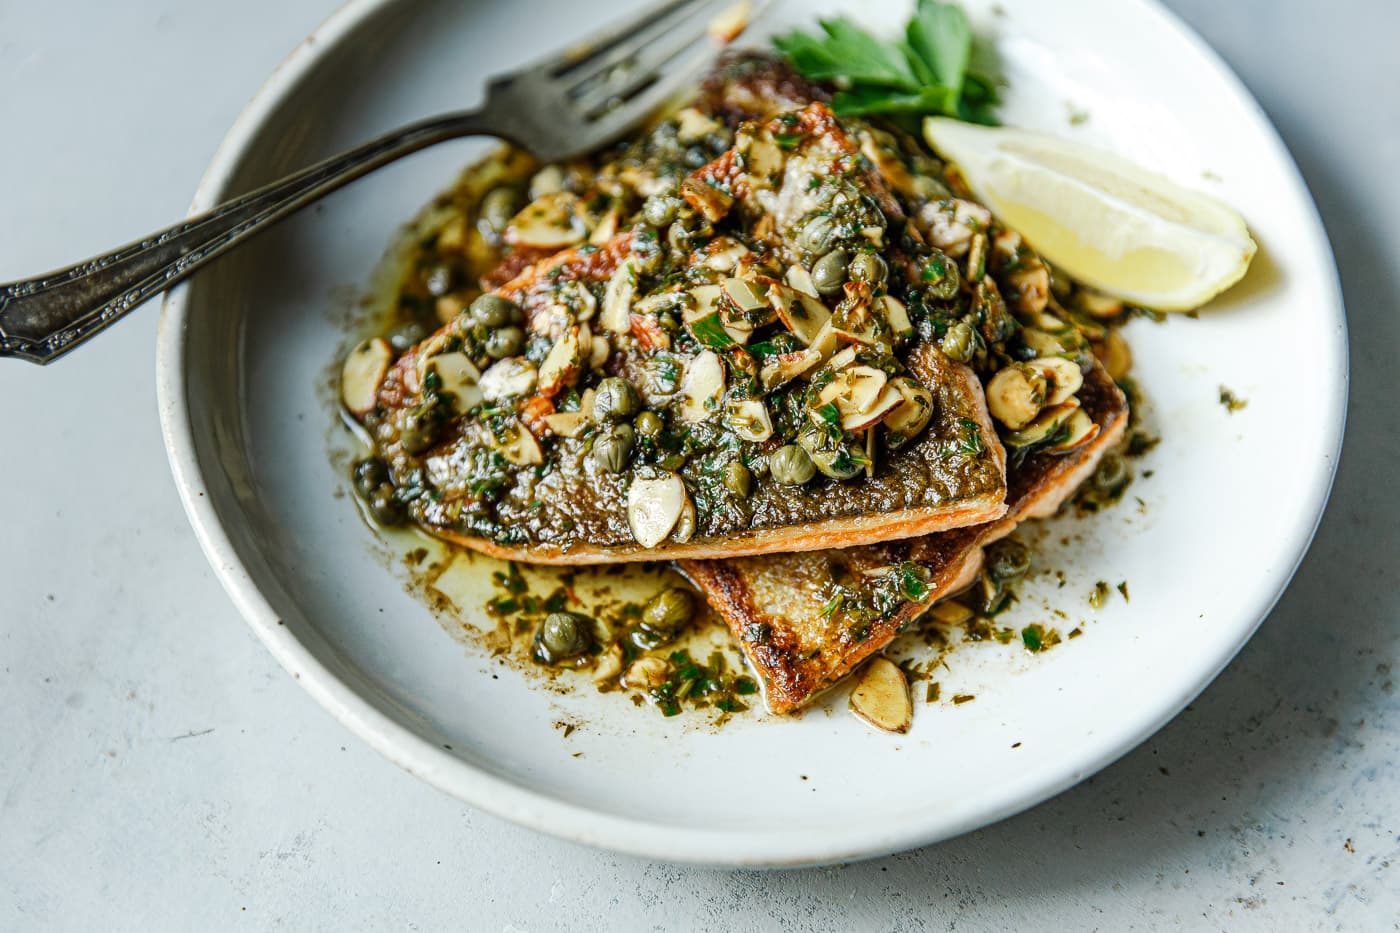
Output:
(156, 0), (1346, 865)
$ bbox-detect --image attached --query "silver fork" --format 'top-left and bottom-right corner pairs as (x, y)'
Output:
(0, 0), (763, 364)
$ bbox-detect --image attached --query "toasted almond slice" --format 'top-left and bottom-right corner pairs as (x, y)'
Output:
(537, 327), (581, 396)
(841, 384), (903, 431)
(701, 237), (751, 271)
(771, 284), (831, 345)
(1100, 330), (1132, 381)
(504, 191), (584, 249)
(430, 351), (483, 411)
(676, 106), (724, 143)
(884, 377), (935, 442)
(600, 259), (638, 334)
(726, 398), (773, 442)
(1046, 408), (1100, 453)
(722, 277), (769, 314)
(784, 264), (819, 298)
(541, 411), (588, 438)
(623, 656), (671, 689)
(879, 295), (913, 339)
(671, 493), (697, 544)
(588, 206), (619, 245)
(849, 657), (912, 734)
(479, 357), (538, 402)
(987, 364), (1048, 430)
(759, 347), (823, 390)
(593, 644), (624, 684)
(1032, 356), (1084, 406)
(928, 600), (973, 625)
(678, 350), (725, 422)
(627, 473), (687, 548)
(589, 335), (611, 370)
(498, 423), (544, 466)
(341, 338), (392, 415)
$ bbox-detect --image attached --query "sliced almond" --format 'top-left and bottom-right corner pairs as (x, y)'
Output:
(479, 358), (538, 402)
(987, 364), (1048, 430)
(671, 493), (697, 543)
(725, 398), (774, 442)
(541, 411), (588, 438)
(1046, 408), (1100, 453)
(841, 384), (903, 431)
(878, 295), (913, 339)
(701, 237), (751, 271)
(341, 338), (392, 415)
(588, 206), (619, 245)
(504, 191), (584, 249)
(677, 350), (725, 422)
(1100, 330), (1132, 381)
(1004, 401), (1077, 449)
(589, 335), (611, 370)
(1032, 356), (1084, 406)
(884, 377), (935, 442)
(1075, 288), (1124, 319)
(771, 285), (831, 345)
(537, 327), (581, 396)
(722, 277), (770, 314)
(497, 423), (544, 466)
(627, 473), (687, 548)
(928, 600), (973, 625)
(784, 264), (819, 298)
(818, 365), (888, 417)
(600, 259), (638, 334)
(1020, 327), (1068, 358)
(737, 127), (786, 177)
(676, 106), (724, 144)
(760, 347), (823, 390)
(681, 176), (734, 223)
(429, 351), (483, 411)
(849, 657), (912, 734)
(623, 656), (671, 689)
(593, 644), (624, 684)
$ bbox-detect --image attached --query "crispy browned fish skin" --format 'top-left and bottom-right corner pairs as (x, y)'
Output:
(680, 364), (1128, 713)
(372, 100), (1011, 565)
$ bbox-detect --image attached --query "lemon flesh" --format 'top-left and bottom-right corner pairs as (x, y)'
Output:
(923, 117), (1256, 311)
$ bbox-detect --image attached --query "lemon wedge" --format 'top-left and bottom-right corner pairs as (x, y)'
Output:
(923, 117), (1256, 311)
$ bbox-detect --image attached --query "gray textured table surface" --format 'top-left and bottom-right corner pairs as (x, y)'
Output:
(2, 1), (1396, 929)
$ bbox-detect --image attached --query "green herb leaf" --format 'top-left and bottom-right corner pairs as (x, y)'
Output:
(906, 0), (971, 93)
(773, 4), (999, 125)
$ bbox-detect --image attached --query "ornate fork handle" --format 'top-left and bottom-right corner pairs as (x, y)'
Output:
(0, 110), (488, 364)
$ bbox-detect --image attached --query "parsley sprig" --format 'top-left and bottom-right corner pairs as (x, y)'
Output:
(773, 1), (999, 126)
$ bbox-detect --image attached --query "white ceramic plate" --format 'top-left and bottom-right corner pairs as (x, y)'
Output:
(157, 0), (1345, 865)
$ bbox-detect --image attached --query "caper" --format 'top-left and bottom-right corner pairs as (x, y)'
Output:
(667, 215), (712, 253)
(399, 399), (444, 454)
(469, 293), (518, 328)
(848, 251), (888, 286)
(811, 249), (850, 296)
(635, 410), (664, 439)
(422, 262), (456, 297)
(642, 195), (683, 228)
(592, 424), (635, 473)
(1092, 453), (1129, 494)
(485, 325), (525, 359)
(535, 611), (593, 663)
(985, 539), (1032, 581)
(352, 457), (390, 498)
(922, 250), (961, 300)
(798, 424), (863, 480)
(769, 444), (816, 486)
(641, 586), (695, 637)
(386, 321), (427, 353)
(366, 482), (405, 526)
(940, 320), (978, 363)
(479, 186), (521, 235)
(723, 461), (752, 498)
(592, 377), (641, 422)
(797, 213), (837, 253)
(682, 145), (709, 169)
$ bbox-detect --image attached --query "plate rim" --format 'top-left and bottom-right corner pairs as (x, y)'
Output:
(155, 0), (1349, 866)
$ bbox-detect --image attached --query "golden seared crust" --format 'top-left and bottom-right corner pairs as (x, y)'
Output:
(699, 51), (830, 126)
(681, 364), (1128, 713)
